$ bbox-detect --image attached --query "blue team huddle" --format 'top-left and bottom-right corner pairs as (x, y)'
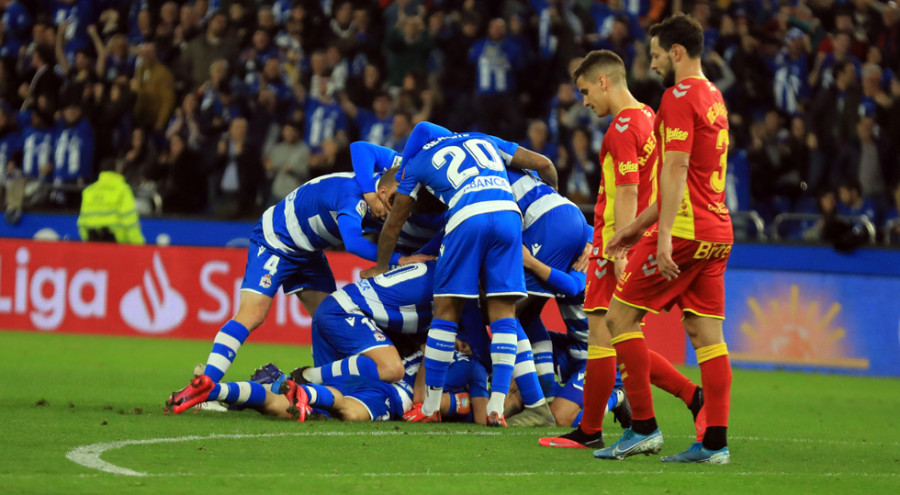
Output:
(165, 120), (629, 429)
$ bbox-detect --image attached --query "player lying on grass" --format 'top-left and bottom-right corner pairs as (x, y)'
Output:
(165, 350), (486, 423)
(167, 142), (434, 411)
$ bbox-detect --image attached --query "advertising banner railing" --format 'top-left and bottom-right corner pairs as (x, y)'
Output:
(0, 239), (686, 364)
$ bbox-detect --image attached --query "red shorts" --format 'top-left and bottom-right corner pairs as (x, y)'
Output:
(584, 257), (616, 313)
(614, 232), (730, 319)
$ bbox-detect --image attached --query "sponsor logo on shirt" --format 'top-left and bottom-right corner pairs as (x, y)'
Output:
(707, 201), (730, 217)
(666, 127), (689, 143)
(618, 161), (639, 175)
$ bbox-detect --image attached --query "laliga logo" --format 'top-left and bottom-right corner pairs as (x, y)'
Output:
(119, 253), (186, 333)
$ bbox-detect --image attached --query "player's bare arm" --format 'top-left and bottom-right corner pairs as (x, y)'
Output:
(605, 200), (660, 259)
(510, 147), (558, 190)
(613, 183), (638, 278)
(657, 150), (690, 280)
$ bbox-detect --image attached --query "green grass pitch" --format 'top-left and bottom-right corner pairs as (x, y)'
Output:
(1, 331), (898, 494)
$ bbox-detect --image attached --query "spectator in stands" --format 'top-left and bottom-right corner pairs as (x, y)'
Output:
(166, 92), (203, 151)
(773, 27), (813, 115)
(846, 116), (889, 202)
(383, 8), (433, 89)
(469, 18), (523, 140)
(1, 0), (32, 58)
(200, 81), (247, 140)
(301, 72), (348, 153)
(90, 80), (134, 164)
(209, 117), (261, 219)
(0, 104), (22, 222)
(547, 80), (591, 146)
(20, 45), (61, 120)
(175, 3), (202, 45)
(77, 158), (145, 244)
(157, 133), (206, 215)
(340, 89), (393, 147)
(50, 96), (94, 205)
(263, 120), (309, 204)
(7, 111), (54, 220)
(388, 110), (412, 153)
(51, 0), (93, 64)
(437, 12), (479, 131)
(559, 126), (599, 204)
(803, 189), (839, 242)
(178, 11), (237, 91)
(520, 120), (558, 166)
(593, 15), (637, 71)
(132, 43), (175, 134)
(629, 52), (663, 110)
(838, 178), (879, 223)
(120, 127), (158, 188)
(97, 34), (135, 84)
(812, 60), (861, 180)
(878, 2), (900, 71)
(345, 63), (384, 111)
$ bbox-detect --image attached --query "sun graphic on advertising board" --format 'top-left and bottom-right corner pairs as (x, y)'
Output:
(732, 284), (869, 369)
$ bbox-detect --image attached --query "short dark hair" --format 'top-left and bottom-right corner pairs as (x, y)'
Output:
(648, 14), (704, 59)
(572, 50), (626, 84)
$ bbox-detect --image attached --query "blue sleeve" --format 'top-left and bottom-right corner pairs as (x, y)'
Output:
(488, 135), (519, 165)
(350, 141), (393, 194)
(351, 142), (402, 194)
(582, 220), (592, 245)
(337, 214), (401, 265)
(415, 228), (444, 256)
(545, 268), (587, 297)
(402, 121), (452, 162)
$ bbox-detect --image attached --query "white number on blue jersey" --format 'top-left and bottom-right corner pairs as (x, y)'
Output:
(373, 263), (428, 287)
(431, 138), (505, 188)
(263, 255), (280, 275)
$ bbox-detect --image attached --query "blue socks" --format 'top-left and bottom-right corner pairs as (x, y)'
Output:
(300, 384), (335, 409)
(304, 355), (380, 384)
(209, 381), (267, 407)
(487, 318), (518, 416)
(513, 320), (546, 408)
(204, 320), (250, 382)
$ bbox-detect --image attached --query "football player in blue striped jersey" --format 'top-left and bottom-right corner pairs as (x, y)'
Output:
(166, 147), (434, 414)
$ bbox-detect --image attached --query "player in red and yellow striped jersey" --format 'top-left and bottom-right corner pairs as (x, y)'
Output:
(599, 15), (733, 464)
(539, 50), (703, 451)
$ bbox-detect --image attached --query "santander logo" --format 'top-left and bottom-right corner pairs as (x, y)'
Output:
(119, 253), (186, 334)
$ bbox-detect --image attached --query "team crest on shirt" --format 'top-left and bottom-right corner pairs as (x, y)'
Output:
(259, 274), (272, 288)
(374, 331), (387, 342)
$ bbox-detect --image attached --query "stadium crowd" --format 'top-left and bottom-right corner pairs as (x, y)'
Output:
(1, 0), (899, 243)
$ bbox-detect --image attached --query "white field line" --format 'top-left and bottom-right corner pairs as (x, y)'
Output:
(65, 430), (900, 478)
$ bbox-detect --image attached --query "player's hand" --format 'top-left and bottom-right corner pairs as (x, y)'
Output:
(363, 192), (387, 219)
(656, 235), (680, 281)
(572, 242), (591, 273)
(521, 245), (538, 270)
(605, 222), (642, 260)
(398, 254), (436, 265)
(360, 266), (386, 279)
(614, 257), (628, 281)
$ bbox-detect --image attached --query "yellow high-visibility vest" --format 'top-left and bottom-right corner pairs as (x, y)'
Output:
(77, 171), (146, 245)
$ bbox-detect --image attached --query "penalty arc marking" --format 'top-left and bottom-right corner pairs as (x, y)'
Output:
(65, 431), (900, 477)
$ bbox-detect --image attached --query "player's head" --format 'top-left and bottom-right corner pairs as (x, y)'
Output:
(648, 14), (704, 87)
(377, 165), (401, 209)
(572, 50), (626, 117)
